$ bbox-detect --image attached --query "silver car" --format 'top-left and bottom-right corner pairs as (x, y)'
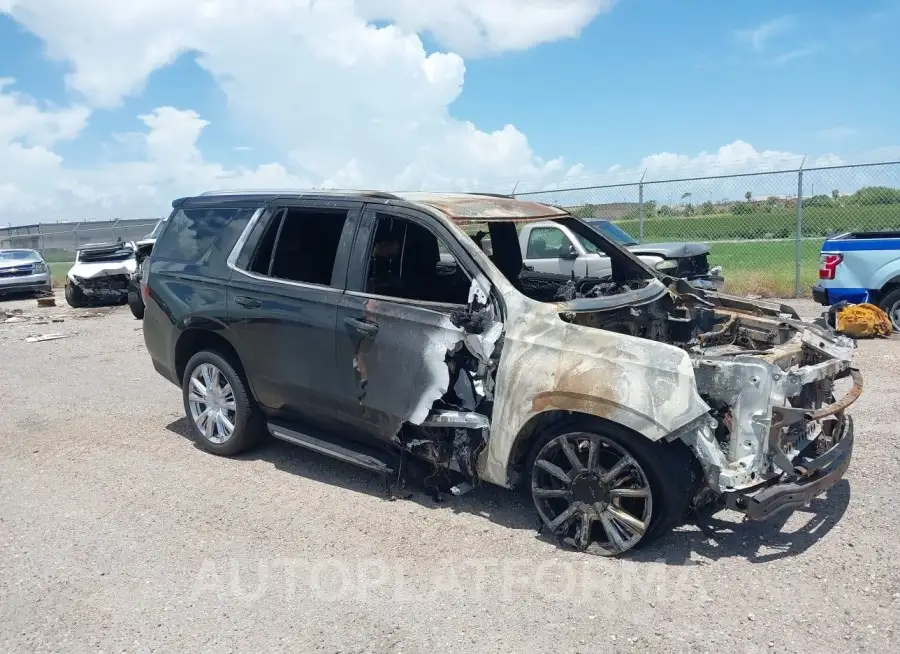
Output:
(0, 249), (53, 296)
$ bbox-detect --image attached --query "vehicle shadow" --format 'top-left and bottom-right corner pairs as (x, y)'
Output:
(632, 479), (851, 565)
(166, 417), (851, 563)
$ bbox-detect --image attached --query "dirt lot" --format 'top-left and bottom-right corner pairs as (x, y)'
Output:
(1, 292), (898, 653)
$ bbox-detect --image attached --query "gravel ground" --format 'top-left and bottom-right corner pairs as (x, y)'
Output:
(1, 293), (898, 653)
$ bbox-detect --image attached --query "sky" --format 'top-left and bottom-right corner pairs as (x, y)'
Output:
(1, 0), (898, 225)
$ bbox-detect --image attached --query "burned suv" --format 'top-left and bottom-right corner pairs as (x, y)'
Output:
(143, 191), (861, 556)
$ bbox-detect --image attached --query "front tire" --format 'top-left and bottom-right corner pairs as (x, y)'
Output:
(64, 282), (87, 308)
(526, 420), (698, 556)
(182, 350), (264, 456)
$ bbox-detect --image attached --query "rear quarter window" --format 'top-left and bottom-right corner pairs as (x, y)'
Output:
(153, 206), (255, 261)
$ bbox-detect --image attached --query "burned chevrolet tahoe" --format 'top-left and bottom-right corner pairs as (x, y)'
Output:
(142, 191), (860, 557)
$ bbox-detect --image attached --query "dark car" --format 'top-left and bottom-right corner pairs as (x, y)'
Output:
(143, 190), (860, 556)
(584, 219), (724, 290)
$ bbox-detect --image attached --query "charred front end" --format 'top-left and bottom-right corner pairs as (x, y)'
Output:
(552, 276), (860, 522)
(685, 302), (859, 521)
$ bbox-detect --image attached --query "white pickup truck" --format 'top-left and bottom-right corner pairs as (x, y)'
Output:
(513, 219), (724, 290)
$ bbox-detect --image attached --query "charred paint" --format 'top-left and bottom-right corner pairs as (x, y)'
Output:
(478, 286), (712, 487)
(399, 192), (568, 222)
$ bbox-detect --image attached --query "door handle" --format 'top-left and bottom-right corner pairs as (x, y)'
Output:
(234, 295), (262, 309)
(344, 316), (378, 336)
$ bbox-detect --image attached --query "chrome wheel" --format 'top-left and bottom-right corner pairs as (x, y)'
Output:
(188, 363), (237, 445)
(532, 432), (653, 556)
(891, 300), (900, 332)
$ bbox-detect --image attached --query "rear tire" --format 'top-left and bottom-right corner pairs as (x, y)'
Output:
(525, 418), (699, 556)
(182, 350), (265, 456)
(877, 287), (900, 333)
(64, 282), (87, 308)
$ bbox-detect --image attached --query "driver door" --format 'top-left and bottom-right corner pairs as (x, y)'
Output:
(332, 205), (481, 443)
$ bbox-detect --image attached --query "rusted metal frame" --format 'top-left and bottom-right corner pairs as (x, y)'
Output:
(453, 214), (569, 225)
(805, 368), (863, 420)
(768, 368), (862, 475)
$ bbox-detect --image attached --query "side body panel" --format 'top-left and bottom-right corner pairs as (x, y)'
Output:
(477, 287), (712, 487)
(225, 200), (362, 432)
(143, 201), (259, 386)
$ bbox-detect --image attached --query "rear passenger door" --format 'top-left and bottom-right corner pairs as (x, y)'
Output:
(333, 205), (480, 442)
(226, 200), (361, 432)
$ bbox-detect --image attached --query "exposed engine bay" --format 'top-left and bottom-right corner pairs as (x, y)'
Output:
(555, 277), (858, 510)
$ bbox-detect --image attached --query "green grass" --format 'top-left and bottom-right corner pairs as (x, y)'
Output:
(49, 262), (73, 288)
(614, 204), (900, 242)
(709, 240), (823, 298)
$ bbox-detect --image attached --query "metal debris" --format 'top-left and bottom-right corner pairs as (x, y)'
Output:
(450, 482), (475, 496)
(25, 333), (72, 343)
(1, 308), (24, 322)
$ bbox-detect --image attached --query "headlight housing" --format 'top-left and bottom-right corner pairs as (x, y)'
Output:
(32, 261), (48, 273)
(655, 259), (679, 272)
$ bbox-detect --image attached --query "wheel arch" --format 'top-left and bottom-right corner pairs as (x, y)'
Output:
(504, 410), (660, 489)
(875, 276), (900, 299)
(174, 327), (246, 389)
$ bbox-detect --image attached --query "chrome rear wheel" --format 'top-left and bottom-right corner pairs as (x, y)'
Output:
(188, 362), (237, 445)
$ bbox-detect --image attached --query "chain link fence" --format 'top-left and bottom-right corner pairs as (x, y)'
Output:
(3, 161), (899, 297)
(0, 218), (160, 264)
(513, 161), (900, 298)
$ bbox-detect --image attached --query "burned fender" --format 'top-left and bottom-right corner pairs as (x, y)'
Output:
(478, 289), (711, 487)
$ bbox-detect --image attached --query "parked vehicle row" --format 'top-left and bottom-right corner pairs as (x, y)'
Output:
(139, 190), (860, 557)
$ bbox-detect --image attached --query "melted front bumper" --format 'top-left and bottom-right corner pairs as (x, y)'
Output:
(726, 369), (861, 521)
(730, 414), (853, 521)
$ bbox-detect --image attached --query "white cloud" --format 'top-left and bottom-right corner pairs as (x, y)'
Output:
(735, 15), (819, 66)
(0, 2), (883, 224)
(1, 0), (611, 223)
(355, 0), (616, 56)
(0, 78), (89, 147)
(0, 83), (312, 219)
(773, 45), (819, 65)
(737, 16), (795, 52)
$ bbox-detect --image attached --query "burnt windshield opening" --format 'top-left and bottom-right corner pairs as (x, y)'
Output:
(464, 216), (657, 305)
(77, 245), (135, 263)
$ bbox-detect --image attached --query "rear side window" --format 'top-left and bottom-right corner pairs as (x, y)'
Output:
(153, 207), (253, 261)
(245, 208), (349, 286)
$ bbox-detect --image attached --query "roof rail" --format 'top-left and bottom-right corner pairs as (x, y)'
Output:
(196, 188), (402, 200)
(463, 192), (514, 199)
